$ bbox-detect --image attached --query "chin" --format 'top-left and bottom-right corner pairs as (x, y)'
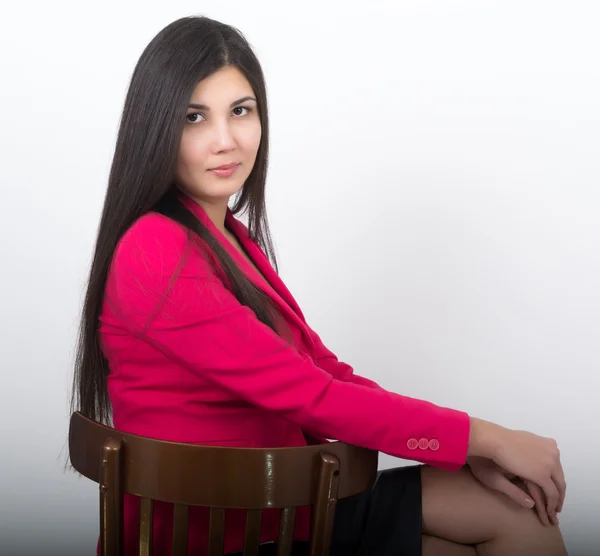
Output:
(190, 181), (245, 202)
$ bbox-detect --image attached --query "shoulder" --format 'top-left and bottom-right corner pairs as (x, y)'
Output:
(120, 211), (187, 250)
(113, 212), (187, 274)
(111, 212), (217, 283)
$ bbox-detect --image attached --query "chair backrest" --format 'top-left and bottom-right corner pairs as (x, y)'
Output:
(68, 412), (378, 556)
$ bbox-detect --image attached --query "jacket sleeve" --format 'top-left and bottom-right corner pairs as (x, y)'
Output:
(108, 214), (471, 471)
(306, 327), (384, 390)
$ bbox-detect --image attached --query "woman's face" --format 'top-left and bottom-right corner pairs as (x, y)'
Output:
(175, 65), (262, 205)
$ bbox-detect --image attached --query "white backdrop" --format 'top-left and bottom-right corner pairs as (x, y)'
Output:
(0, 1), (598, 554)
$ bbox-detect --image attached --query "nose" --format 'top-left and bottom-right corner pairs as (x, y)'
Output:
(211, 119), (237, 152)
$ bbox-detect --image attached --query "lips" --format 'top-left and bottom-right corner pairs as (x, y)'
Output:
(209, 163), (239, 171)
(208, 163), (240, 178)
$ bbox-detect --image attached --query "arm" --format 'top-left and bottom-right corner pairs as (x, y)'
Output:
(306, 327), (383, 390)
(108, 214), (471, 471)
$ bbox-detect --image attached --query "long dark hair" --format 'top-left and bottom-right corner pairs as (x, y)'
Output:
(71, 16), (283, 425)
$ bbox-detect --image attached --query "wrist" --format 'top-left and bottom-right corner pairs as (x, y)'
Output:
(468, 417), (502, 459)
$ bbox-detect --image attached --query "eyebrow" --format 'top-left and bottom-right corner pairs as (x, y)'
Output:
(187, 96), (257, 110)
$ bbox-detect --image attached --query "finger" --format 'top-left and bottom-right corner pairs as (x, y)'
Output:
(538, 477), (560, 526)
(495, 476), (535, 509)
(526, 481), (551, 526)
(552, 461), (567, 513)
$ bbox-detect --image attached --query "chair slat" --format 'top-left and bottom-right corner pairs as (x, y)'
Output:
(99, 437), (124, 556)
(276, 507), (296, 556)
(308, 453), (340, 556)
(243, 510), (262, 556)
(139, 497), (154, 556)
(172, 503), (189, 556)
(208, 508), (226, 556)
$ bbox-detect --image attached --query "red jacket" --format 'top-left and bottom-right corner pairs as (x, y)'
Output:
(98, 192), (470, 554)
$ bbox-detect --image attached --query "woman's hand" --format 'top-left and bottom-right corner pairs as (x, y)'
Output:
(466, 456), (558, 526)
(468, 418), (566, 526)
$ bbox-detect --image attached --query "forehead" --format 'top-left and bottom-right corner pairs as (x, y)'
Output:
(189, 66), (254, 103)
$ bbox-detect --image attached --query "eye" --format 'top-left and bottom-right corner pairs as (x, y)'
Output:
(185, 112), (205, 124)
(185, 106), (253, 125)
(232, 106), (252, 117)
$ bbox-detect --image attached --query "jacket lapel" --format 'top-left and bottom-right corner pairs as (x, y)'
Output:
(177, 193), (314, 350)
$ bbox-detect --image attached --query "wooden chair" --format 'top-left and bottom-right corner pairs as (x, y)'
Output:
(68, 411), (378, 556)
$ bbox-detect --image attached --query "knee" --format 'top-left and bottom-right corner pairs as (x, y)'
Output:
(477, 474), (561, 540)
(422, 465), (538, 539)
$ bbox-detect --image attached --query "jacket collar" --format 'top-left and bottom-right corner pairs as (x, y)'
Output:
(176, 191), (313, 348)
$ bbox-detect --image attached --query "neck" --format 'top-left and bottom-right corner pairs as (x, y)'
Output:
(180, 190), (230, 235)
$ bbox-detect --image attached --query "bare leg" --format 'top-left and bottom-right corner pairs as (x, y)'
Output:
(422, 534), (477, 555)
(421, 465), (568, 556)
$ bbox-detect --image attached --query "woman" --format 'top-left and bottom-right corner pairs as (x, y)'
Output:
(71, 15), (568, 556)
